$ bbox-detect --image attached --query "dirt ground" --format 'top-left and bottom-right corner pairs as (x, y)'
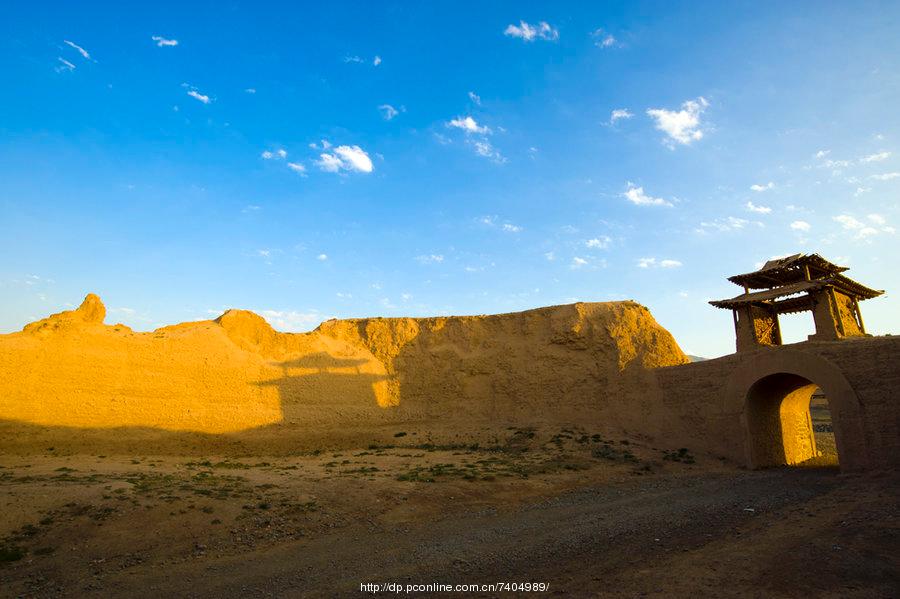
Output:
(1, 427), (897, 598)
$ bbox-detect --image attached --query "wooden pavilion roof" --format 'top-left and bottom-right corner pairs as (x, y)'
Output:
(710, 254), (884, 311)
(727, 253), (848, 289)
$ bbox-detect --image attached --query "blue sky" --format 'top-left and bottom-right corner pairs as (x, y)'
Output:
(1, 1), (898, 357)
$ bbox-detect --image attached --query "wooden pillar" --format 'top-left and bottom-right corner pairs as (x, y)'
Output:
(853, 297), (866, 334)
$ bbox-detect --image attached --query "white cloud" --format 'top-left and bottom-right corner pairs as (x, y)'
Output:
(585, 236), (611, 249)
(261, 149), (287, 160)
(646, 97), (708, 146)
(187, 90), (211, 104)
(245, 88), (256, 94)
(151, 35), (178, 47)
(316, 145), (374, 173)
(571, 257), (588, 269)
(472, 140), (505, 163)
(834, 215), (863, 230)
(416, 254), (444, 264)
(447, 116), (490, 134)
(638, 257), (682, 268)
(504, 20), (559, 42)
(609, 108), (633, 124)
(815, 149), (830, 159)
(373, 55), (382, 66)
(697, 217), (758, 233)
(63, 40), (91, 60)
(623, 183), (672, 207)
(379, 104), (400, 120)
(478, 216), (518, 230)
(544, 251), (556, 261)
(287, 162), (306, 174)
(317, 253), (328, 261)
(591, 29), (616, 48)
(56, 57), (76, 72)
(861, 151), (890, 163)
(746, 201), (772, 214)
(790, 220), (811, 232)
(855, 186), (872, 196)
(258, 310), (323, 333)
(750, 182), (774, 192)
(344, 55), (363, 64)
(833, 214), (894, 239)
(870, 172), (900, 181)
(468, 91), (481, 105)
(316, 153), (343, 172)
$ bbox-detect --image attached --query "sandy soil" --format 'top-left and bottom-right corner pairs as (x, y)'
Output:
(1, 428), (896, 598)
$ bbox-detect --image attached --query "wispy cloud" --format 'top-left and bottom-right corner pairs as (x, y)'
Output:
(647, 97), (708, 147)
(344, 54), (381, 66)
(317, 253), (328, 261)
(696, 216), (759, 233)
(750, 182), (774, 192)
(478, 215), (520, 231)
(471, 140), (505, 163)
(415, 254), (444, 264)
(245, 88), (257, 94)
(261, 149), (288, 160)
(468, 91), (481, 105)
(638, 258), (682, 268)
(504, 20), (559, 42)
(183, 84), (212, 104)
(860, 151), (890, 163)
(746, 201), (772, 214)
(287, 162), (307, 175)
(447, 116), (490, 134)
(63, 40), (91, 60)
(790, 220), (811, 232)
(591, 28), (617, 48)
(833, 214), (894, 239)
(378, 104), (403, 120)
(585, 236), (612, 249)
(55, 57), (76, 72)
(870, 172), (900, 181)
(608, 108), (633, 125)
(315, 145), (374, 173)
(571, 257), (588, 269)
(623, 183), (672, 207)
(151, 35), (178, 47)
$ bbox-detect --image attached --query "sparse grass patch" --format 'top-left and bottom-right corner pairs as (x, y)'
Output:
(662, 448), (695, 464)
(0, 545), (25, 564)
(592, 443), (638, 462)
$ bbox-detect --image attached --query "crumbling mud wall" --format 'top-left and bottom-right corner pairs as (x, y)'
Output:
(0, 295), (689, 454)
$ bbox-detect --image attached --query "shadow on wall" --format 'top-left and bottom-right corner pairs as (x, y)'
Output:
(255, 353), (395, 423)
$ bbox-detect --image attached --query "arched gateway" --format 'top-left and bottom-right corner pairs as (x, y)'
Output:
(723, 349), (869, 471)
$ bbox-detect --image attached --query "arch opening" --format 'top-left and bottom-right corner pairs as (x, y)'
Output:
(744, 373), (840, 468)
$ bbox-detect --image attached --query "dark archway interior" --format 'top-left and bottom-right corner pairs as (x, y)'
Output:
(745, 373), (840, 468)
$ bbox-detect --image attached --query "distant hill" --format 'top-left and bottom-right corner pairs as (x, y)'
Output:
(688, 355), (709, 362)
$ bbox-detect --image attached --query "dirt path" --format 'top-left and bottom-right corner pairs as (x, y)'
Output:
(2, 438), (897, 598)
(81, 470), (899, 598)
